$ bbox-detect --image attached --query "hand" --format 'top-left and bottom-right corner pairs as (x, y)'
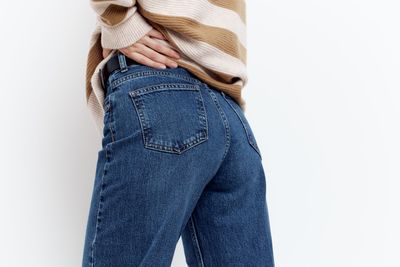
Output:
(102, 29), (181, 69)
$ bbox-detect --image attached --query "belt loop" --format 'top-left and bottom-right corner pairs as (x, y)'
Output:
(117, 51), (128, 73)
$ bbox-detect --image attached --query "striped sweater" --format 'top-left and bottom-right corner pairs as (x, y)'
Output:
(86, 0), (247, 133)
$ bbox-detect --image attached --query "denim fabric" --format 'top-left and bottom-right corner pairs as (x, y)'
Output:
(82, 52), (275, 267)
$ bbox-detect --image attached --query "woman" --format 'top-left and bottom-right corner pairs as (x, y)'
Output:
(82, 1), (275, 266)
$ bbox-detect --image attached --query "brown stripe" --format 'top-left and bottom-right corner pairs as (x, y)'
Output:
(180, 60), (245, 106)
(138, 6), (247, 64)
(156, 27), (246, 109)
(99, 4), (129, 26)
(207, 0), (246, 24)
(85, 35), (103, 102)
(212, 68), (243, 84)
(153, 24), (245, 84)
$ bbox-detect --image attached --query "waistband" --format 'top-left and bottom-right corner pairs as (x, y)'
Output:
(104, 52), (204, 91)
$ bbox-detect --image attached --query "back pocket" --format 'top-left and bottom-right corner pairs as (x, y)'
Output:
(129, 83), (208, 154)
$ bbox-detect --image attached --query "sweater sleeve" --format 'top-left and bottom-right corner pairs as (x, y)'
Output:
(89, 0), (153, 49)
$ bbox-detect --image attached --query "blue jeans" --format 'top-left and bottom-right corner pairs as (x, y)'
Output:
(82, 52), (275, 266)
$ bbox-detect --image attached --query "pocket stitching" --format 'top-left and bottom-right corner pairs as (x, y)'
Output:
(130, 83), (199, 96)
(128, 83), (208, 154)
(111, 70), (202, 90)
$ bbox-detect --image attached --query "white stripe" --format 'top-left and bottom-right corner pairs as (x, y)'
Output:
(138, 0), (246, 48)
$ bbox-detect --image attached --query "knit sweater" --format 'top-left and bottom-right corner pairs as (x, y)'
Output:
(86, 0), (247, 134)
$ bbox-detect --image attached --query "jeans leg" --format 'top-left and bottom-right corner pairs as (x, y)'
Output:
(82, 66), (230, 266)
(181, 87), (275, 267)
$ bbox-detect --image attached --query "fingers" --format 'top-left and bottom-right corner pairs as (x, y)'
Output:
(142, 35), (180, 59)
(138, 42), (179, 68)
(120, 41), (179, 69)
(117, 29), (182, 69)
(120, 50), (167, 69)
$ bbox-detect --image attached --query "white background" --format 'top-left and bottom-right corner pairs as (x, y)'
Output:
(0, 1), (399, 266)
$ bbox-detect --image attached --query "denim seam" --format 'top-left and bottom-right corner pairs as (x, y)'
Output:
(103, 97), (110, 113)
(108, 94), (116, 144)
(130, 83), (199, 96)
(189, 215), (205, 267)
(197, 85), (209, 142)
(129, 90), (149, 152)
(205, 84), (231, 163)
(221, 92), (262, 160)
(110, 70), (202, 90)
(108, 123), (116, 144)
(89, 143), (112, 267)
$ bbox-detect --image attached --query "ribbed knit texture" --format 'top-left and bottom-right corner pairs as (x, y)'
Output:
(86, 0), (247, 134)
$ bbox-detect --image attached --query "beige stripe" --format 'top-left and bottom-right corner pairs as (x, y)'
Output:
(207, 0), (246, 23)
(139, 6), (247, 64)
(85, 34), (103, 101)
(87, 90), (105, 134)
(139, 0), (246, 47)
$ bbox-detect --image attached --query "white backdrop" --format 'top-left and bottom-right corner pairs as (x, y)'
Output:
(0, 1), (399, 266)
